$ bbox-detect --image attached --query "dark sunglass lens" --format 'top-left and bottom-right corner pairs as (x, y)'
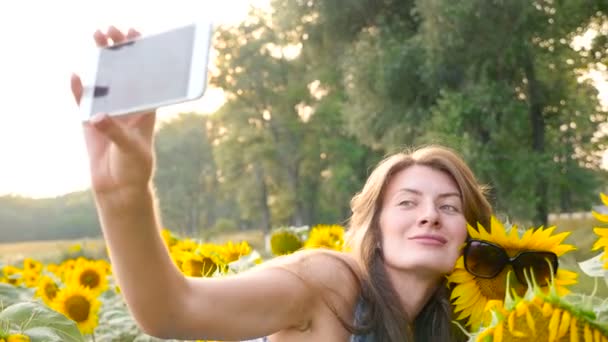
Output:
(465, 241), (506, 278)
(513, 252), (558, 286)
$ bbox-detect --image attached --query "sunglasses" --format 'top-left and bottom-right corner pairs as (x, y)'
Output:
(463, 239), (558, 286)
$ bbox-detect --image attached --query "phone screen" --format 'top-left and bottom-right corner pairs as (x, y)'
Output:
(91, 25), (195, 114)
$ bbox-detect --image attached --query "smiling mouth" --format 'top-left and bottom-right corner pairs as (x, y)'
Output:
(409, 235), (447, 245)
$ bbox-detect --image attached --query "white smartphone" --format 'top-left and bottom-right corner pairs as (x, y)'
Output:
(79, 21), (213, 120)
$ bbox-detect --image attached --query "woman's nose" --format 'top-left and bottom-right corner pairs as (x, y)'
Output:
(418, 204), (440, 227)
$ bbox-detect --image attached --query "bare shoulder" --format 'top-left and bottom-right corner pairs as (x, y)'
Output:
(260, 249), (361, 285)
(260, 249), (362, 311)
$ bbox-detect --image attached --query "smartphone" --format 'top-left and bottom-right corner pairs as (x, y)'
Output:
(79, 21), (213, 120)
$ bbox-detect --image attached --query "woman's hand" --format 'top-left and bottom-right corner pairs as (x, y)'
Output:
(71, 26), (157, 198)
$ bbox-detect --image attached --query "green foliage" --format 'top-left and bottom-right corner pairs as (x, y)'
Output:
(276, 0), (608, 225)
(0, 284), (31, 307)
(0, 301), (84, 342)
(0, 192), (99, 243)
(153, 113), (225, 236)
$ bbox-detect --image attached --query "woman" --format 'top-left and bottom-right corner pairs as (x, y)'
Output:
(71, 26), (492, 341)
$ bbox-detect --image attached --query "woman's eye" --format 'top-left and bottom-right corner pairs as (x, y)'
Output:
(399, 200), (416, 207)
(440, 204), (460, 212)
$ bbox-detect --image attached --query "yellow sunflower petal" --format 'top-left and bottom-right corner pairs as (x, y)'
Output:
(508, 226), (520, 244)
(454, 288), (481, 306)
(451, 280), (479, 300)
(548, 308), (561, 342)
(447, 269), (475, 284)
(557, 309), (570, 339)
(551, 243), (578, 256)
(469, 223), (482, 238)
(508, 310), (516, 333)
(556, 270), (579, 286)
(494, 321), (504, 342)
(477, 222), (493, 241)
(592, 210), (608, 223)
(584, 323), (593, 342)
(525, 306), (536, 337)
(469, 298), (489, 328)
(519, 229), (535, 246)
(490, 216), (510, 246)
(592, 239), (608, 251)
(600, 193), (608, 207)
(570, 317), (579, 342)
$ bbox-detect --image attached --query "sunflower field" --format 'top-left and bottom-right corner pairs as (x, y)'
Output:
(0, 224), (344, 342)
(1, 195), (608, 341)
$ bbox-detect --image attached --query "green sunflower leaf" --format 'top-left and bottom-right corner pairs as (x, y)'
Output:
(0, 301), (85, 342)
(578, 252), (608, 278)
(0, 284), (31, 307)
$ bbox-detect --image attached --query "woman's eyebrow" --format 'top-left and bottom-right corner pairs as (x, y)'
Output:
(397, 188), (461, 199)
(396, 188), (422, 195)
(438, 192), (462, 199)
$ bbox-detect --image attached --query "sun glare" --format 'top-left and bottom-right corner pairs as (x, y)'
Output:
(0, 1), (267, 199)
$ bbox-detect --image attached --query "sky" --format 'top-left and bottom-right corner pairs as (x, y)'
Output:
(0, 0), (262, 198)
(0, 1), (606, 199)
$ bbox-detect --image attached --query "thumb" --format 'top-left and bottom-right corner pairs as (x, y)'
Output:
(70, 73), (83, 105)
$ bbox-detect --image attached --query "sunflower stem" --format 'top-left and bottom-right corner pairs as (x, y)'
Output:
(451, 320), (472, 338)
(591, 277), (598, 298)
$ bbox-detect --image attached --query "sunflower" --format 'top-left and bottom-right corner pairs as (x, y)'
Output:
(179, 245), (227, 277)
(270, 228), (303, 256)
(67, 259), (109, 295)
(21, 269), (39, 288)
(171, 238), (199, 253)
(35, 275), (60, 306)
(5, 334), (30, 342)
(447, 216), (578, 330)
(1, 265), (22, 287)
(220, 241), (252, 263)
(57, 259), (78, 282)
(45, 263), (61, 277)
(51, 284), (101, 335)
(304, 224), (345, 251)
(591, 192), (608, 270)
(161, 228), (179, 247)
(22, 258), (42, 273)
(472, 279), (608, 342)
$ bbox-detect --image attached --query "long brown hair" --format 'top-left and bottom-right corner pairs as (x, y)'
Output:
(344, 145), (492, 341)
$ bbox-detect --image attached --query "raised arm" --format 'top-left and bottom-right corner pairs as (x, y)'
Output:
(91, 183), (319, 340)
(72, 26), (342, 341)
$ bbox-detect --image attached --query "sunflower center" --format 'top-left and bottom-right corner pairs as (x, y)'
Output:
(80, 270), (100, 288)
(475, 267), (528, 300)
(190, 258), (218, 277)
(65, 295), (91, 322)
(45, 282), (58, 300)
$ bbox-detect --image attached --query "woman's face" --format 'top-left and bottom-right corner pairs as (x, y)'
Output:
(378, 164), (468, 277)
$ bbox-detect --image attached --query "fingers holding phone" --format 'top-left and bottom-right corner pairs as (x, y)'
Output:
(73, 27), (155, 196)
(78, 21), (212, 121)
(72, 22), (212, 195)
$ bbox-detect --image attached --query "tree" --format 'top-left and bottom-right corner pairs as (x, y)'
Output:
(272, 0), (608, 225)
(211, 9), (381, 228)
(153, 113), (220, 235)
